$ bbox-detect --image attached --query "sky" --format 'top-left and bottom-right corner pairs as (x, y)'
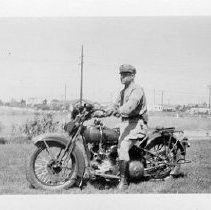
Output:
(1, 0), (211, 16)
(0, 1), (211, 105)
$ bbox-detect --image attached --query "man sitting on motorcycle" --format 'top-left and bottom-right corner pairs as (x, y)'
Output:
(107, 64), (148, 190)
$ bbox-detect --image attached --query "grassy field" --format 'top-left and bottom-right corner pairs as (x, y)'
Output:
(0, 106), (210, 194)
(0, 140), (210, 194)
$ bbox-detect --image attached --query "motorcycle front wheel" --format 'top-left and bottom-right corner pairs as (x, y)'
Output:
(145, 137), (182, 179)
(26, 141), (84, 190)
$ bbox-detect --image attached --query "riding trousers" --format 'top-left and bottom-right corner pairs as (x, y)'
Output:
(118, 119), (148, 161)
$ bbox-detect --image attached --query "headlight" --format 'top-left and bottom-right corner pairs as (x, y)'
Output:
(64, 121), (75, 133)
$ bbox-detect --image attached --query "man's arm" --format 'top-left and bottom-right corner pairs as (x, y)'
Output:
(119, 88), (143, 116)
(113, 92), (121, 109)
(105, 92), (121, 116)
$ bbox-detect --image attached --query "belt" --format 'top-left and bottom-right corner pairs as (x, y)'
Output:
(121, 115), (147, 124)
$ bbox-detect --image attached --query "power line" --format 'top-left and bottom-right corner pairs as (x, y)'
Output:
(208, 83), (211, 108)
(159, 90), (165, 106)
(153, 89), (155, 105)
(79, 45), (84, 106)
(64, 84), (67, 101)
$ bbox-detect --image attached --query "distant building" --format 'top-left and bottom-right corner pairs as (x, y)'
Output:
(48, 99), (99, 111)
(5, 99), (26, 107)
(72, 99), (99, 107)
(26, 97), (45, 107)
(0, 99), (3, 106)
(49, 99), (71, 111)
(148, 104), (164, 112)
(148, 104), (177, 112)
(162, 105), (176, 112)
(188, 107), (211, 115)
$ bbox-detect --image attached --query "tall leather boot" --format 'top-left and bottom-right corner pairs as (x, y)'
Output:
(118, 160), (129, 191)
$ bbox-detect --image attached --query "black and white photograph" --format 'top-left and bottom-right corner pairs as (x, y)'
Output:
(0, 0), (210, 209)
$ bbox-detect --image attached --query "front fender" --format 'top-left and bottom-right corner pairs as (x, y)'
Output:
(32, 133), (85, 179)
(32, 132), (70, 147)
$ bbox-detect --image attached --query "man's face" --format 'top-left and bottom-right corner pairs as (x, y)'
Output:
(120, 72), (135, 85)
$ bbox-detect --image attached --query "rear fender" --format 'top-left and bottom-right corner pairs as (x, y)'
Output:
(145, 132), (186, 155)
(32, 133), (85, 178)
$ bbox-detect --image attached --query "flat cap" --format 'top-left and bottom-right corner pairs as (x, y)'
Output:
(119, 64), (136, 74)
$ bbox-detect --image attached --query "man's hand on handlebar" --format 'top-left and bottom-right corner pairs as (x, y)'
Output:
(105, 108), (121, 118)
(93, 110), (107, 118)
(112, 109), (121, 117)
(105, 108), (114, 117)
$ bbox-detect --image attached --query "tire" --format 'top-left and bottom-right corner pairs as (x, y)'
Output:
(26, 141), (85, 190)
(144, 137), (182, 179)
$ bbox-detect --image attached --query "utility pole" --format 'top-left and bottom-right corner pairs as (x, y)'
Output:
(160, 90), (164, 106)
(64, 84), (67, 101)
(153, 89), (156, 105)
(79, 45), (84, 106)
(208, 83), (211, 108)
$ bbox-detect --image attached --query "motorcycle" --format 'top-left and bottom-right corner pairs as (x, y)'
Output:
(26, 103), (190, 190)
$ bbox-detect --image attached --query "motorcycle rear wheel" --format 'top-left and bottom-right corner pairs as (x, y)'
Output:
(145, 137), (182, 179)
(26, 141), (84, 190)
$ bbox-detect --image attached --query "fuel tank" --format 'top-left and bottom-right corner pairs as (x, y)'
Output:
(83, 125), (119, 144)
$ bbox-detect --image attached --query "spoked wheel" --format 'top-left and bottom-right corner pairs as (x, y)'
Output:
(26, 141), (82, 190)
(144, 137), (182, 179)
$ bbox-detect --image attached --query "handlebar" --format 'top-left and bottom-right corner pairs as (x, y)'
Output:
(73, 103), (120, 120)
(92, 109), (108, 118)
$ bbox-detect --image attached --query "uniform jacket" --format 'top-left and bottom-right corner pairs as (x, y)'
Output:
(114, 81), (148, 123)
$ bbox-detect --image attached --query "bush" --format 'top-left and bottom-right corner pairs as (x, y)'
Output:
(0, 137), (7, 144)
(21, 112), (64, 140)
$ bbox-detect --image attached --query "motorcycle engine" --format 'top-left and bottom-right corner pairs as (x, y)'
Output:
(90, 145), (118, 174)
(128, 160), (144, 180)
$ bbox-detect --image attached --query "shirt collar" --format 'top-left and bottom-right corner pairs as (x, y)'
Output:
(125, 81), (135, 91)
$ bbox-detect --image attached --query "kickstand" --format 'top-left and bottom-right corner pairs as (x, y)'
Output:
(79, 177), (84, 190)
(79, 172), (89, 190)
(79, 175), (86, 190)
(79, 168), (92, 190)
